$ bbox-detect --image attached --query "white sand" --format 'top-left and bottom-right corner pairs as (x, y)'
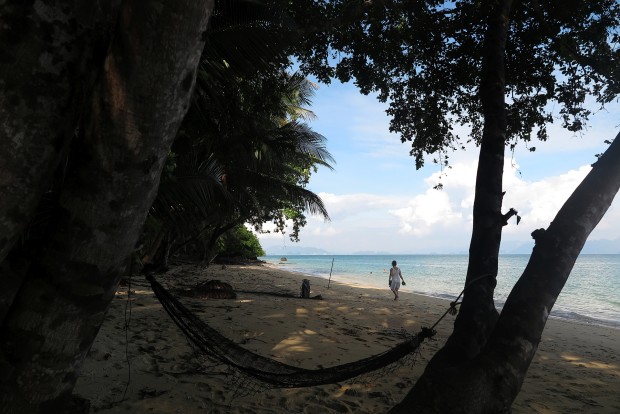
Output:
(74, 264), (620, 413)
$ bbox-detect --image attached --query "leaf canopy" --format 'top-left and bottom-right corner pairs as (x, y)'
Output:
(145, 0), (335, 260)
(280, 0), (620, 167)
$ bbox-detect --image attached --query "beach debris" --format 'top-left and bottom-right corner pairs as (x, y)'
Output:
(138, 387), (166, 399)
(189, 280), (237, 299)
(300, 279), (311, 298)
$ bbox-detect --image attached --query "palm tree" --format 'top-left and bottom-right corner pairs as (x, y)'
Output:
(144, 0), (333, 265)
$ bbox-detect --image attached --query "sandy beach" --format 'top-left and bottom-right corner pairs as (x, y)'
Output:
(74, 263), (620, 413)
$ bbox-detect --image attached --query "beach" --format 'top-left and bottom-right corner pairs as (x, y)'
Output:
(74, 263), (620, 413)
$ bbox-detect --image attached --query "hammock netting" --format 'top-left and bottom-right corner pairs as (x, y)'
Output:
(146, 274), (437, 389)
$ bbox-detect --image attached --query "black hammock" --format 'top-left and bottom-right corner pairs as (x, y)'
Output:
(146, 274), (437, 388)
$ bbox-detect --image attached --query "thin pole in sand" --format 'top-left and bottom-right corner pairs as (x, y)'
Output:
(327, 258), (334, 289)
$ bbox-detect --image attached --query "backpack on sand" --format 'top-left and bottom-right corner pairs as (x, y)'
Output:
(300, 279), (311, 298)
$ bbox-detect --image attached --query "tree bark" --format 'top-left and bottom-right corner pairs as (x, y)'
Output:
(479, 131), (620, 405)
(0, 1), (213, 412)
(408, 0), (514, 373)
(391, 121), (620, 414)
(392, 131), (620, 413)
(445, 0), (514, 363)
(0, 0), (120, 326)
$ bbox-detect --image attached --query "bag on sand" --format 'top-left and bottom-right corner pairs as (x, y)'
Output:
(300, 279), (311, 298)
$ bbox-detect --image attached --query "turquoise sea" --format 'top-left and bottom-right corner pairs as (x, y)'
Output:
(260, 254), (620, 330)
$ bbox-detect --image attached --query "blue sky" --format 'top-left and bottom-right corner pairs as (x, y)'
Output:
(257, 80), (620, 255)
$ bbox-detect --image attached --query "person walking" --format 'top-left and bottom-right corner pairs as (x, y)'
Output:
(388, 260), (406, 300)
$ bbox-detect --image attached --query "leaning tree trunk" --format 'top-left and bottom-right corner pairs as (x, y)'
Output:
(479, 131), (620, 407)
(0, 1), (213, 413)
(395, 131), (620, 414)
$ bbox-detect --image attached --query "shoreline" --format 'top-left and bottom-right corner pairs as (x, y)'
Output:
(264, 260), (620, 331)
(75, 263), (620, 413)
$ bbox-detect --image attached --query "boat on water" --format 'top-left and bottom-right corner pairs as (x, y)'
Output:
(280, 257), (287, 262)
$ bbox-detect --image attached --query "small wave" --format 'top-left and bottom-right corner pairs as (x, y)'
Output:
(548, 309), (620, 329)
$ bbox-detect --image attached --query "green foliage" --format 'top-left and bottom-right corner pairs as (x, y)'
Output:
(148, 0), (334, 262)
(162, 151), (178, 181)
(280, 0), (620, 168)
(172, 68), (334, 238)
(216, 225), (265, 259)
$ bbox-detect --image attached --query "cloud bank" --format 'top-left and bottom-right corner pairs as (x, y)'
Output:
(258, 159), (620, 254)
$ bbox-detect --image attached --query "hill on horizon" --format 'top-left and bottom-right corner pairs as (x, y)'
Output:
(262, 237), (620, 256)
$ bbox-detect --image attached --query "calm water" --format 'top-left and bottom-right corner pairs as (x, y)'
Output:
(260, 254), (620, 330)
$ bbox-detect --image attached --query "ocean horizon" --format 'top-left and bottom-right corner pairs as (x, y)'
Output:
(259, 254), (620, 330)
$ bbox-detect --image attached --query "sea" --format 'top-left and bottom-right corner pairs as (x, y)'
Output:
(259, 254), (620, 330)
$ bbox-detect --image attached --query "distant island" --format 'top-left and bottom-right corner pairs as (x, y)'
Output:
(263, 237), (620, 256)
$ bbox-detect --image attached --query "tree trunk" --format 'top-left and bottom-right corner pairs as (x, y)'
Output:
(394, 131), (620, 414)
(438, 0), (514, 365)
(481, 131), (620, 403)
(391, 0), (620, 411)
(0, 0), (120, 327)
(391, 0), (516, 411)
(0, 1), (213, 413)
(409, 0), (514, 376)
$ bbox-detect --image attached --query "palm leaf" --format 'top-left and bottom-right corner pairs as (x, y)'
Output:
(151, 156), (231, 231)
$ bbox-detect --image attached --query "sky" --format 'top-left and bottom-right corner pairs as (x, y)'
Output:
(256, 80), (620, 255)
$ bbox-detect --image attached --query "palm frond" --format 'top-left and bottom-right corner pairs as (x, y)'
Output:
(275, 121), (335, 168)
(232, 168), (330, 220)
(151, 156), (231, 231)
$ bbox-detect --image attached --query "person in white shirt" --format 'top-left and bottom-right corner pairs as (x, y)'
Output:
(388, 260), (406, 301)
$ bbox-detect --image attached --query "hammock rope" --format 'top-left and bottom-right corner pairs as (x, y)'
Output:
(146, 274), (436, 388)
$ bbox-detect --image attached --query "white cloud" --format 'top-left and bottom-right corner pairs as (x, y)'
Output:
(389, 189), (462, 236)
(317, 192), (399, 220)
(503, 166), (591, 231)
(256, 82), (619, 254)
(258, 158), (618, 253)
(310, 226), (339, 236)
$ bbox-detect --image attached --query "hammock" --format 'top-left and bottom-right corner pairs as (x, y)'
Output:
(146, 274), (436, 388)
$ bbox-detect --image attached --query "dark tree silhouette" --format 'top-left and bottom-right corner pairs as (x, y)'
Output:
(279, 0), (620, 411)
(0, 1), (213, 412)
